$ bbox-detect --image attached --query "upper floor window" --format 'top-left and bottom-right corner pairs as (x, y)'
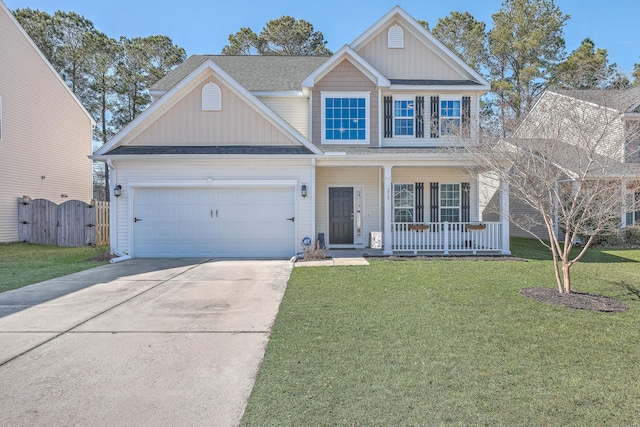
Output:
(384, 95), (471, 140)
(440, 99), (461, 135)
(321, 92), (369, 144)
(394, 98), (414, 136)
(202, 83), (221, 111)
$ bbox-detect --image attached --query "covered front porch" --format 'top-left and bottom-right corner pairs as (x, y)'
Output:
(314, 154), (511, 255)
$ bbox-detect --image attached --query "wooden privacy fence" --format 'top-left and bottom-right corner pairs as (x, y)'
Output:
(18, 197), (110, 246)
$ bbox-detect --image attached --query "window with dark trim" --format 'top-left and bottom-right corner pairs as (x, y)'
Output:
(385, 95), (470, 139)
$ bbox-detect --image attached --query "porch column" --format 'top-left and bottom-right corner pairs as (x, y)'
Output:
(621, 179), (628, 227)
(500, 179), (511, 255)
(383, 165), (393, 255)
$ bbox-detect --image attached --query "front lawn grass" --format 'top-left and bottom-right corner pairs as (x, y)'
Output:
(0, 242), (110, 293)
(242, 238), (640, 426)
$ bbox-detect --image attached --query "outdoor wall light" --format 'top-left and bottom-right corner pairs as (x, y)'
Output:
(114, 185), (122, 197)
(301, 184), (307, 198)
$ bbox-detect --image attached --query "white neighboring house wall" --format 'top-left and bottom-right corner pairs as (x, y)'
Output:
(0, 2), (94, 242)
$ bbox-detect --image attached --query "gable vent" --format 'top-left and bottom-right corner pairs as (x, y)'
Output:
(202, 82), (221, 111)
(388, 25), (404, 49)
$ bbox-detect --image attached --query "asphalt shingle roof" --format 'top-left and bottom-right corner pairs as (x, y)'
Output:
(553, 87), (640, 112)
(151, 55), (330, 93)
(105, 145), (314, 155)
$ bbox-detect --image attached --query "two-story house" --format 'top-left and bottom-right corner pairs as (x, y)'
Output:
(93, 6), (511, 259)
(0, 1), (95, 242)
(509, 87), (640, 239)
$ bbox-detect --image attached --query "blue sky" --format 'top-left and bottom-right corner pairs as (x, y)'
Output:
(4, 0), (639, 74)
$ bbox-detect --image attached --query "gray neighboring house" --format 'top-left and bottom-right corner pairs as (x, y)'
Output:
(502, 87), (640, 239)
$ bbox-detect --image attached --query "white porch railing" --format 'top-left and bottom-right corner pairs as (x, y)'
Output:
(391, 222), (502, 254)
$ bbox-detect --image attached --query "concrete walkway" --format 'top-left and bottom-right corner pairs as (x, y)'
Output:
(0, 258), (292, 427)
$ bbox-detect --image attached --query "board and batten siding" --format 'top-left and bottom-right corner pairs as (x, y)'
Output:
(259, 96), (309, 139)
(315, 167), (381, 246)
(311, 59), (379, 146)
(0, 5), (93, 242)
(127, 72), (301, 147)
(356, 20), (467, 81)
(110, 158), (313, 256)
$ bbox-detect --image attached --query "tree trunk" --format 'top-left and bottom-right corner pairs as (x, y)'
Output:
(561, 262), (571, 294)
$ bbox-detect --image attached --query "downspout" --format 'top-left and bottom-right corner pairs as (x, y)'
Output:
(311, 157), (316, 242)
(106, 159), (129, 263)
(378, 88), (383, 147)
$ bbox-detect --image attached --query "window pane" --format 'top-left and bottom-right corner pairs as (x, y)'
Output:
(393, 100), (415, 136)
(440, 184), (460, 222)
(394, 209), (414, 223)
(324, 96), (367, 140)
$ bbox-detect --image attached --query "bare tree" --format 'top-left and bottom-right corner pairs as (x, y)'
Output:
(466, 87), (640, 293)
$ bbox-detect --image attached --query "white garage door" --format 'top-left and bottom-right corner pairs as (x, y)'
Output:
(132, 187), (296, 258)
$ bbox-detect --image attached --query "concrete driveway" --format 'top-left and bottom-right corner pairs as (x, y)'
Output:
(0, 258), (292, 427)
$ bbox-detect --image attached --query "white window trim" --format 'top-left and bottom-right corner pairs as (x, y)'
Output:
(439, 95), (462, 137)
(321, 91), (370, 145)
(392, 95), (415, 139)
(0, 96), (3, 140)
(393, 183), (415, 223)
(439, 183), (461, 222)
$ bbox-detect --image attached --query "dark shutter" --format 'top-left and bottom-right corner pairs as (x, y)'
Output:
(462, 96), (471, 138)
(430, 182), (439, 222)
(461, 182), (470, 222)
(415, 96), (424, 138)
(384, 96), (392, 138)
(415, 182), (424, 222)
(430, 96), (439, 138)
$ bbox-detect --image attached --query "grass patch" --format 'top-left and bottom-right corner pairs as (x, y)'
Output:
(0, 242), (110, 293)
(242, 238), (640, 426)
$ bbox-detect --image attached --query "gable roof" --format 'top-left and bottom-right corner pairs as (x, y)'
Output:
(511, 138), (640, 179)
(0, 1), (95, 126)
(301, 45), (390, 89)
(94, 58), (322, 157)
(350, 5), (490, 90)
(151, 55), (330, 96)
(552, 87), (640, 113)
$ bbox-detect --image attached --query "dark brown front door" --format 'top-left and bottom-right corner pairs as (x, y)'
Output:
(329, 187), (354, 245)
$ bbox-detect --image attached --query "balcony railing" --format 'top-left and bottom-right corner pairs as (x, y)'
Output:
(391, 222), (502, 254)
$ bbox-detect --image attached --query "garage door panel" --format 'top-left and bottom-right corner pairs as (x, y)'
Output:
(133, 187), (295, 258)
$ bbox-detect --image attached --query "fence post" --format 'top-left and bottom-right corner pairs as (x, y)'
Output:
(443, 221), (449, 255)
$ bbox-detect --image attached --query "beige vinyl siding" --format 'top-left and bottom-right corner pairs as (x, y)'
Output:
(0, 5), (93, 242)
(110, 158), (313, 255)
(392, 167), (479, 221)
(260, 96), (309, 138)
(311, 59), (378, 146)
(128, 73), (301, 147)
(315, 167), (381, 246)
(356, 20), (467, 81)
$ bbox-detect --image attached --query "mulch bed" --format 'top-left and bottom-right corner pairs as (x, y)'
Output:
(520, 287), (629, 312)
